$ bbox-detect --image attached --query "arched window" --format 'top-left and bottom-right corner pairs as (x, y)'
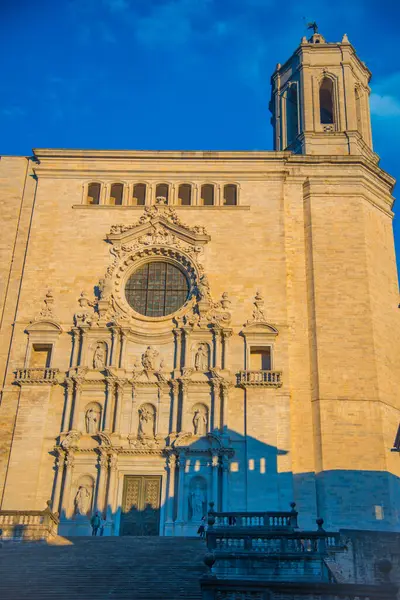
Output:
(355, 87), (363, 135)
(110, 183), (124, 205)
(200, 184), (214, 206)
(178, 184), (191, 206)
(223, 184), (237, 206)
(132, 183), (146, 206)
(319, 77), (334, 124)
(286, 83), (299, 146)
(87, 182), (101, 205)
(156, 183), (169, 203)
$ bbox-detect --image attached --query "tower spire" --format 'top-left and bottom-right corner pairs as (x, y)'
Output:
(270, 32), (374, 158)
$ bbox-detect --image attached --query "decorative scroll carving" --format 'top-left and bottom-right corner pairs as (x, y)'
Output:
(74, 291), (97, 326)
(61, 430), (81, 450)
(38, 289), (55, 320)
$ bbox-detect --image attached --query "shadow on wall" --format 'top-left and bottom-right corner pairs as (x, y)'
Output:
(52, 426), (400, 538)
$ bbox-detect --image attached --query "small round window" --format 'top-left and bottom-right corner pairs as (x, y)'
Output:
(125, 261), (189, 317)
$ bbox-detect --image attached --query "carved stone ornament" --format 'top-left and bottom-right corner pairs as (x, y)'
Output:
(243, 291), (278, 337)
(141, 346), (159, 371)
(74, 291), (98, 327)
(60, 430), (81, 450)
(32, 289), (60, 324)
(90, 204), (213, 325)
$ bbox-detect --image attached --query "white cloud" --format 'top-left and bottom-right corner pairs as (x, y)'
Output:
(370, 93), (400, 117)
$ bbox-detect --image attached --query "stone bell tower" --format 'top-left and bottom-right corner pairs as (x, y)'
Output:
(270, 30), (374, 157)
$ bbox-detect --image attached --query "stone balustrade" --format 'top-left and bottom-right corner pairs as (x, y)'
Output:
(237, 370), (282, 387)
(211, 510), (297, 530)
(0, 502), (59, 541)
(207, 529), (341, 554)
(15, 367), (59, 384)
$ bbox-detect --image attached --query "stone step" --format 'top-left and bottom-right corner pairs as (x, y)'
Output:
(0, 537), (207, 600)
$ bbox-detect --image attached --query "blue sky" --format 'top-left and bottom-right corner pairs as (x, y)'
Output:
(1, 0), (400, 274)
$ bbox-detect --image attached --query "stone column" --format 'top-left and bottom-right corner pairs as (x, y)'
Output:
(182, 328), (191, 368)
(119, 329), (128, 368)
(176, 453), (186, 523)
(114, 381), (124, 433)
(147, 183), (154, 205)
(111, 327), (120, 367)
(180, 381), (189, 432)
(221, 457), (230, 512)
(171, 380), (179, 433)
(103, 378), (116, 431)
(52, 449), (65, 514)
(79, 328), (89, 366)
(106, 453), (118, 518)
(221, 329), (232, 370)
(166, 454), (177, 522)
(214, 328), (222, 368)
(60, 451), (74, 518)
(62, 379), (74, 432)
(96, 450), (108, 515)
(71, 328), (80, 367)
(70, 380), (82, 431)
(173, 329), (182, 370)
(211, 452), (220, 509)
(211, 381), (221, 431)
(220, 381), (230, 430)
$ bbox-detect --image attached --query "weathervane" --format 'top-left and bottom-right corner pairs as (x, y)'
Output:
(307, 21), (318, 35)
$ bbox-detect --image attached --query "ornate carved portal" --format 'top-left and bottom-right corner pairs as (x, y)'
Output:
(120, 476), (161, 536)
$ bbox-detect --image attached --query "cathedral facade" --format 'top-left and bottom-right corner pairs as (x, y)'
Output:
(0, 32), (399, 537)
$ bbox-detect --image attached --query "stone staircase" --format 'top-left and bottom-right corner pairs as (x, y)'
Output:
(0, 536), (207, 600)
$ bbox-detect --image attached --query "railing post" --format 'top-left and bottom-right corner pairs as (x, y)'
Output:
(316, 518), (327, 553)
(290, 502), (298, 528)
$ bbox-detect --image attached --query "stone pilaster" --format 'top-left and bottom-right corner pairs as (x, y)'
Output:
(211, 451), (220, 509)
(221, 457), (230, 511)
(170, 380), (179, 433)
(211, 381), (221, 431)
(180, 381), (188, 432)
(52, 449), (65, 514)
(104, 378), (116, 431)
(165, 454), (177, 523)
(176, 453), (186, 523)
(96, 450), (108, 515)
(106, 453), (118, 518)
(70, 380), (82, 431)
(62, 379), (74, 432)
(114, 381), (124, 433)
(173, 329), (182, 371)
(60, 451), (74, 518)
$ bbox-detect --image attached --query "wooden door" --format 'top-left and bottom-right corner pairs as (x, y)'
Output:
(120, 476), (161, 536)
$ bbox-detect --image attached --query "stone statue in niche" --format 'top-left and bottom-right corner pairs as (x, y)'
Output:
(194, 344), (208, 371)
(193, 408), (208, 436)
(85, 407), (100, 434)
(74, 485), (91, 516)
(138, 405), (155, 438)
(142, 346), (159, 371)
(93, 343), (107, 369)
(189, 482), (206, 521)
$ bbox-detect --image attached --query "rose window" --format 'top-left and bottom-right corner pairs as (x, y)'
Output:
(125, 261), (189, 317)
